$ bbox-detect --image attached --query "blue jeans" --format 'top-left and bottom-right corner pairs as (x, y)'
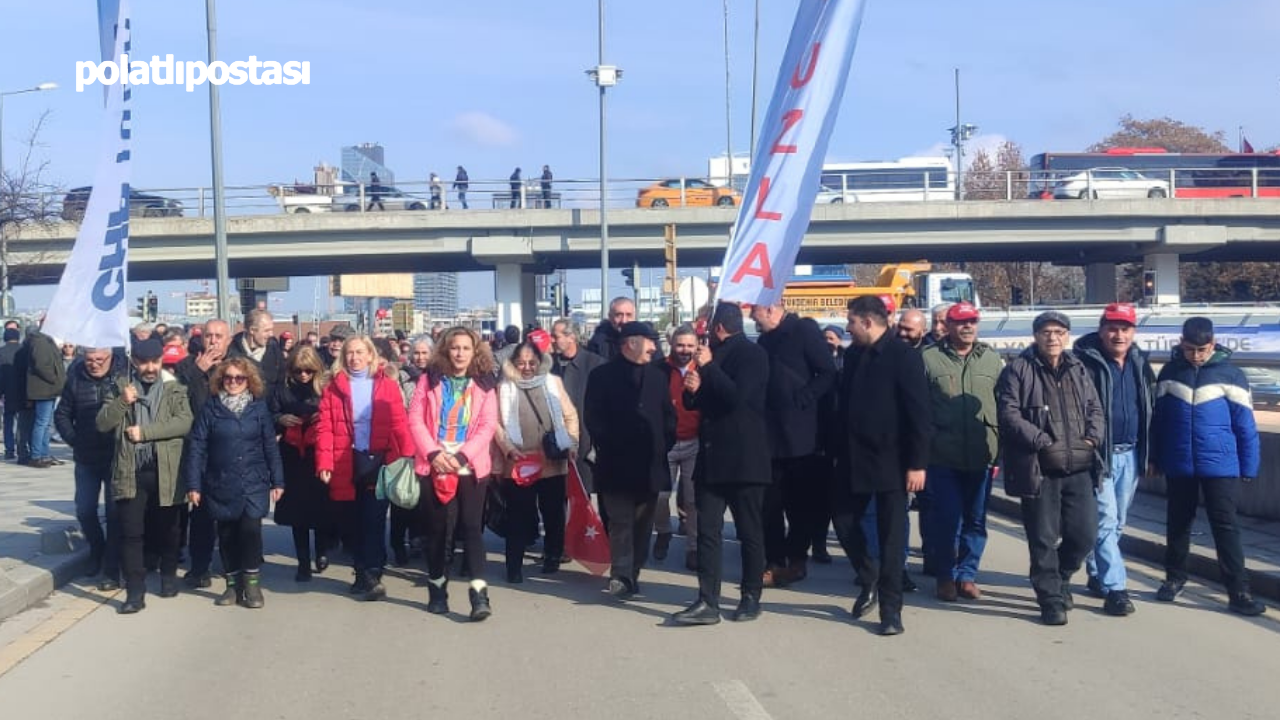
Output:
(861, 495), (910, 570)
(29, 399), (55, 459)
(74, 462), (120, 578)
(1087, 448), (1138, 591)
(924, 465), (992, 582)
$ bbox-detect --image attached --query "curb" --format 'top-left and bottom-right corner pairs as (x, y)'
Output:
(988, 493), (1280, 603)
(0, 540), (91, 623)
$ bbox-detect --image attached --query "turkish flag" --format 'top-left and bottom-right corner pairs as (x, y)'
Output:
(1242, 137), (1256, 154)
(564, 462), (610, 576)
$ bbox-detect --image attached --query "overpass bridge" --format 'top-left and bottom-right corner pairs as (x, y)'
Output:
(10, 198), (1280, 325)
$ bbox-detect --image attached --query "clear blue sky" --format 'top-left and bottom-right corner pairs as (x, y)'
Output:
(5, 0), (1279, 314)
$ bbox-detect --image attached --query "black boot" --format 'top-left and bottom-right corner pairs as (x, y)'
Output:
(240, 571), (264, 609)
(673, 599), (721, 625)
(426, 579), (449, 614)
(469, 585), (492, 621)
(364, 572), (387, 602)
(215, 573), (240, 606)
(159, 573), (180, 598)
(731, 591), (762, 622)
(119, 589), (146, 615)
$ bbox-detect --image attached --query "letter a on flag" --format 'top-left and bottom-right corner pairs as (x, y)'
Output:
(717, 0), (868, 307)
(43, 0), (132, 349)
(564, 461), (610, 576)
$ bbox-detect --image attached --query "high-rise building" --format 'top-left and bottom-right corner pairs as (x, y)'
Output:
(414, 273), (459, 320)
(341, 142), (394, 186)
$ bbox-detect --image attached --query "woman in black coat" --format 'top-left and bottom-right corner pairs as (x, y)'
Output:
(270, 345), (332, 582)
(185, 357), (285, 609)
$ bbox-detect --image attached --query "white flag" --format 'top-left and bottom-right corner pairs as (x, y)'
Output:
(43, 0), (132, 348)
(716, 0), (868, 307)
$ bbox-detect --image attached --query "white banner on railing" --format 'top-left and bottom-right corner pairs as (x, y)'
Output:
(44, 0), (132, 349)
(716, 0), (868, 307)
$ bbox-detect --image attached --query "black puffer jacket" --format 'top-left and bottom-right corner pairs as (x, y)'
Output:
(226, 332), (285, 388)
(54, 355), (128, 466)
(756, 313), (838, 459)
(585, 322), (621, 362)
(997, 346), (1105, 497)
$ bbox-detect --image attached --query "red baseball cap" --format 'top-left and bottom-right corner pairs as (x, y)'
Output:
(527, 328), (552, 354)
(1101, 303), (1137, 325)
(280, 331), (294, 340)
(946, 302), (981, 322)
(878, 294), (897, 315)
(161, 343), (188, 365)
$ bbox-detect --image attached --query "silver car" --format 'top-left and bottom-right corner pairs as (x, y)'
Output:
(1054, 167), (1171, 200)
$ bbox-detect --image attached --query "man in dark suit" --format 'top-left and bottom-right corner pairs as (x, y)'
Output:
(584, 321), (676, 599)
(673, 302), (771, 626)
(833, 296), (931, 636)
(550, 318), (606, 492)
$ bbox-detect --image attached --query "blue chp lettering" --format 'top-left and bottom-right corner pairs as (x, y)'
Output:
(75, 55), (310, 92)
(92, 186), (129, 310)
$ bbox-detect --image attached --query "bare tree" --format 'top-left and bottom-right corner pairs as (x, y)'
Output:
(1088, 115), (1230, 154)
(1, 110), (64, 290)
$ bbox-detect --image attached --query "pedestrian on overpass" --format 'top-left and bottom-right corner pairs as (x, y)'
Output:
(1150, 317), (1265, 616)
(367, 172), (385, 212)
(921, 303), (1002, 603)
(997, 311), (1103, 626)
(1073, 303), (1155, 617)
(509, 167), (522, 208)
(540, 165), (553, 208)
(453, 166), (469, 209)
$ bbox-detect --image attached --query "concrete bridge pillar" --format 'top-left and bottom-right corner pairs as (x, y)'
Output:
(1084, 263), (1118, 304)
(494, 264), (537, 331)
(1144, 252), (1181, 305)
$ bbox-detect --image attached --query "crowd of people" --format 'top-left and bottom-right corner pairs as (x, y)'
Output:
(0, 294), (1267, 633)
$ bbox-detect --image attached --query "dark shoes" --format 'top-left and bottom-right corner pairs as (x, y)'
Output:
(1040, 605), (1068, 626)
(506, 566), (524, 584)
(159, 574), (180, 598)
(606, 577), (638, 599)
(1156, 579), (1186, 602)
(97, 576), (121, 592)
(469, 586), (492, 621)
(1086, 575), (1106, 598)
(1104, 590), (1136, 617)
(215, 575), (241, 607)
(731, 593), (761, 622)
(364, 576), (387, 602)
(1228, 593), (1266, 617)
(902, 571), (918, 593)
(315, 555), (330, 573)
(184, 571), (212, 590)
(878, 613), (904, 636)
(118, 596), (146, 614)
(811, 547), (833, 565)
(673, 599), (722, 626)
(240, 573), (265, 609)
(1061, 586), (1074, 611)
(653, 533), (672, 561)
(295, 564), (312, 583)
(541, 558), (561, 574)
(852, 587), (879, 619)
(936, 579), (958, 602)
(426, 580), (449, 614)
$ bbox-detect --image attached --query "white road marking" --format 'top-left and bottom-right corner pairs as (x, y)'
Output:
(714, 679), (775, 720)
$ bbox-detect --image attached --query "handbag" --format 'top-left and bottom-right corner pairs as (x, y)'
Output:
(483, 481), (509, 538)
(352, 450), (385, 488)
(522, 388), (569, 460)
(377, 456), (420, 509)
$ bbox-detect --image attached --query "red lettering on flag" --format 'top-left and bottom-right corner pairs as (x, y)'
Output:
(791, 42), (822, 88)
(754, 177), (783, 221)
(730, 243), (775, 289)
(771, 109), (804, 154)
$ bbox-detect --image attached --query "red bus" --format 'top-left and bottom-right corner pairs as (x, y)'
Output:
(1027, 148), (1280, 199)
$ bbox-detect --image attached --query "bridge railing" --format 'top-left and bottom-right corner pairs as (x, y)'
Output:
(5, 167), (1279, 224)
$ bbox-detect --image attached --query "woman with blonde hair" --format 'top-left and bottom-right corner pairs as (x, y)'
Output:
(494, 340), (578, 583)
(184, 357), (285, 608)
(315, 335), (413, 601)
(409, 326), (498, 620)
(271, 344), (332, 582)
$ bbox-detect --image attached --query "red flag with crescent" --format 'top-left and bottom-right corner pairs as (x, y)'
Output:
(564, 462), (610, 576)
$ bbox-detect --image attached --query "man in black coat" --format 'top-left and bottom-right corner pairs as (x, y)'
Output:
(673, 302), (772, 626)
(1, 326), (22, 460)
(584, 321), (676, 598)
(585, 297), (635, 362)
(834, 296), (931, 636)
(550, 318), (606, 492)
(751, 303), (837, 587)
(54, 347), (128, 589)
(226, 309), (284, 388)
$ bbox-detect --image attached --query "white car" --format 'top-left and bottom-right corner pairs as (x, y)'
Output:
(1054, 167), (1171, 200)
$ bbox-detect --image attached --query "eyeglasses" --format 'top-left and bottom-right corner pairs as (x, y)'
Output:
(1036, 329), (1068, 339)
(223, 375), (248, 385)
(514, 361), (539, 369)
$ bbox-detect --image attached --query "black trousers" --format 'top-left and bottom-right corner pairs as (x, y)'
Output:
(695, 483), (766, 606)
(601, 492), (658, 584)
(832, 483), (906, 617)
(422, 475), (489, 581)
(763, 454), (825, 566)
(1165, 476), (1250, 595)
(291, 526), (328, 567)
(1019, 471), (1097, 609)
(389, 505), (419, 558)
(503, 475), (567, 571)
(217, 513), (264, 575)
(118, 469), (181, 596)
(186, 500), (216, 575)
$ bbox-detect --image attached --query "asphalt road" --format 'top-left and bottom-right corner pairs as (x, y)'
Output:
(0, 513), (1276, 720)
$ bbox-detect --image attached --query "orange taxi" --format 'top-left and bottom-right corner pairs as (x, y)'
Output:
(635, 178), (741, 208)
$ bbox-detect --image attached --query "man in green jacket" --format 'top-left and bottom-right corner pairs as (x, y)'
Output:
(24, 322), (66, 467)
(96, 338), (193, 614)
(920, 303), (1003, 602)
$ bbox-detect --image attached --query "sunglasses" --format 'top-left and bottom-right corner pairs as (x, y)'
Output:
(223, 375), (248, 385)
(292, 368), (316, 376)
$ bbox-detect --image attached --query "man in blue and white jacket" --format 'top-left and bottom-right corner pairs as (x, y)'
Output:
(1150, 317), (1265, 616)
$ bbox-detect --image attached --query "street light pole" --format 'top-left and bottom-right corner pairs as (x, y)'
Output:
(723, 0), (733, 187)
(206, 0), (231, 322)
(0, 82), (57, 318)
(588, 0), (620, 320)
(948, 68), (977, 201)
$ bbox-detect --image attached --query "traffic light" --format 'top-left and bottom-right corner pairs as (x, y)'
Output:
(663, 224), (678, 295)
(146, 294), (158, 323)
(136, 296), (146, 318)
(622, 268), (635, 288)
(291, 313), (300, 327)
(1143, 270), (1157, 299)
(1010, 286), (1024, 306)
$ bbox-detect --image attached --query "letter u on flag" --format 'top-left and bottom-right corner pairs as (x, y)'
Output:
(43, 0), (132, 349)
(717, 0), (868, 307)
(564, 461), (610, 576)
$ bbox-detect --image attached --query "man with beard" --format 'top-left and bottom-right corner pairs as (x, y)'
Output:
(672, 303), (771, 625)
(655, 325), (701, 569)
(586, 297), (635, 362)
(896, 309), (931, 350)
(550, 318), (606, 500)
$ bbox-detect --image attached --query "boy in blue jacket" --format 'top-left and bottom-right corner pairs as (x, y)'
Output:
(1151, 317), (1265, 616)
